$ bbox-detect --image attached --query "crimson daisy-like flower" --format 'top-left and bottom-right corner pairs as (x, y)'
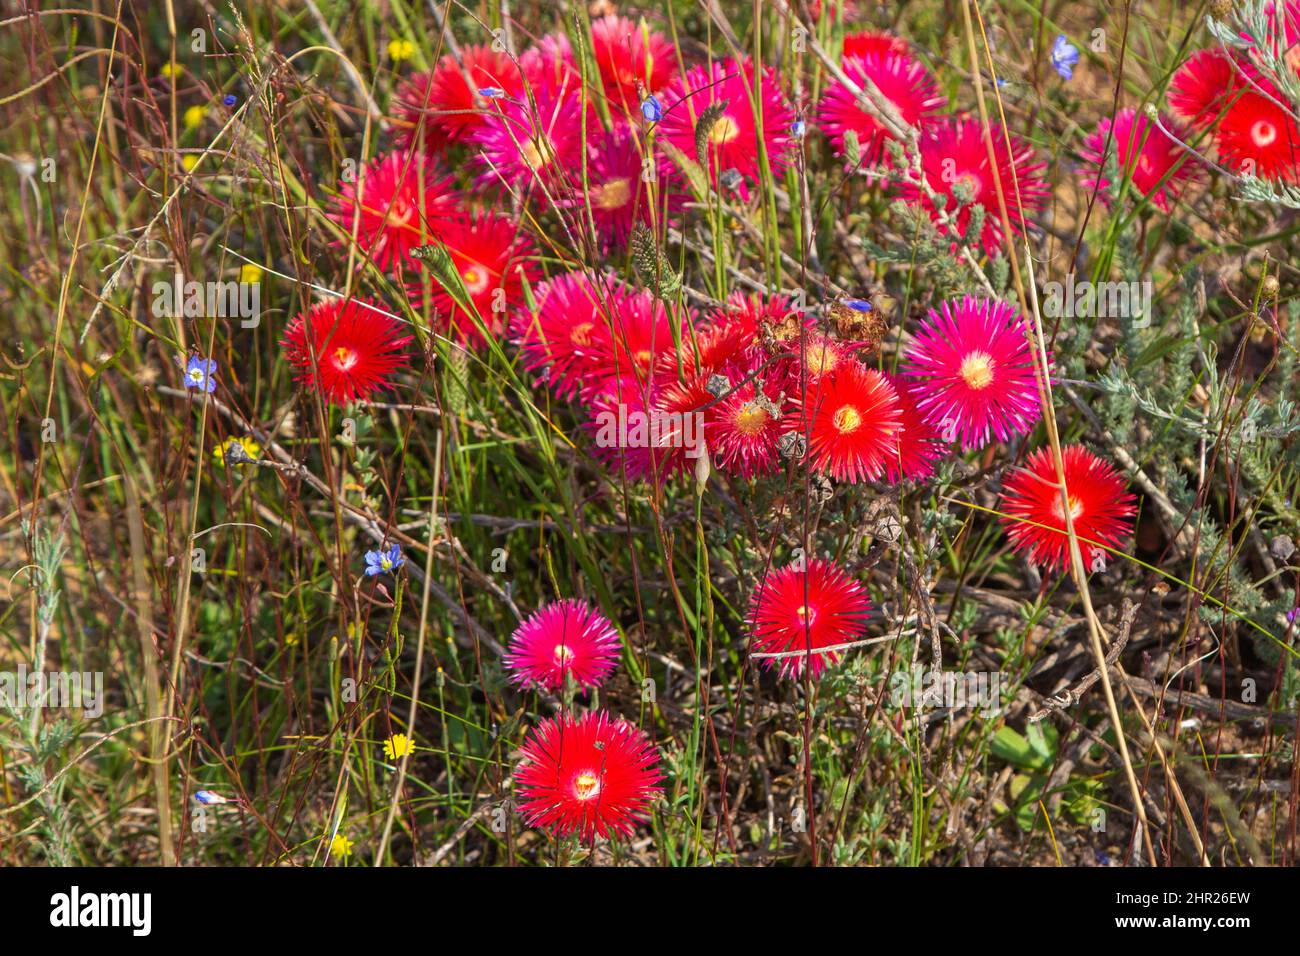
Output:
(882, 373), (947, 483)
(786, 331), (851, 391)
(590, 15), (677, 118)
(657, 58), (796, 195)
(998, 444), (1137, 574)
(896, 117), (1048, 256)
(515, 711), (662, 842)
(503, 599), (621, 692)
(1169, 48), (1239, 130)
(393, 46), (525, 154)
(583, 126), (681, 251)
(471, 73), (595, 193)
(819, 49), (944, 165)
(793, 361), (902, 483)
(706, 367), (783, 478)
(584, 288), (687, 397)
(903, 295), (1044, 451)
(281, 298), (411, 404)
(1215, 82), (1300, 182)
(1079, 108), (1200, 211)
(513, 270), (619, 400)
(410, 212), (539, 350)
(327, 150), (459, 273)
(747, 558), (871, 678)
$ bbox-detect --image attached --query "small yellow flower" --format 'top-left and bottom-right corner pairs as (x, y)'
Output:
(160, 62), (181, 79)
(284, 632), (301, 648)
(329, 832), (354, 858)
(388, 38), (416, 62)
(213, 436), (261, 466)
(239, 263), (264, 284)
(183, 104), (208, 129)
(181, 155), (199, 172)
(382, 733), (414, 761)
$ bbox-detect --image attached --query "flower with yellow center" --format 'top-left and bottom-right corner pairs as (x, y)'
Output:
(959, 351), (995, 390)
(181, 155), (199, 172)
(159, 62), (181, 79)
(592, 177), (633, 210)
(709, 114), (741, 145)
(521, 136), (557, 172)
(382, 733), (414, 761)
(572, 770), (601, 801)
(733, 402), (770, 436)
(239, 263), (264, 284)
(183, 105), (208, 130)
(832, 405), (862, 434)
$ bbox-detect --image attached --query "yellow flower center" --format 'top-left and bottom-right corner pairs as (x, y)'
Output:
(570, 322), (596, 347)
(956, 171), (981, 194)
(462, 266), (489, 294)
(333, 346), (358, 371)
(709, 115), (741, 145)
(959, 351), (994, 390)
(804, 342), (838, 376)
(733, 402), (770, 436)
(573, 771), (601, 801)
(553, 644), (574, 663)
(633, 348), (654, 373)
(832, 405), (862, 433)
(593, 177), (633, 210)
(521, 136), (557, 171)
(386, 201), (414, 228)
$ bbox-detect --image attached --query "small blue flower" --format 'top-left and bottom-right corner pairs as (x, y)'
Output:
(222, 93), (237, 107)
(365, 544), (405, 576)
(184, 356), (217, 393)
(194, 790), (228, 805)
(639, 92), (664, 123)
(477, 86), (505, 99)
(1050, 35), (1080, 81)
(1287, 606), (1299, 623)
(791, 118), (806, 139)
(844, 298), (873, 312)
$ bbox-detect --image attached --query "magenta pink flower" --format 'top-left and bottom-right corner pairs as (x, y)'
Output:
(503, 599), (621, 692)
(903, 295), (1044, 451)
(512, 270), (620, 400)
(818, 49), (944, 165)
(582, 126), (682, 251)
(657, 58), (796, 196)
(1079, 108), (1200, 211)
(706, 363), (784, 479)
(471, 73), (594, 193)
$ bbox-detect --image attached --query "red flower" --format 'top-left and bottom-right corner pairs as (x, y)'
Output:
(882, 373), (946, 483)
(515, 711), (662, 842)
(896, 117), (1048, 256)
(1079, 108), (1201, 211)
(590, 15), (677, 118)
(793, 362), (902, 483)
(658, 58), (796, 195)
(587, 374), (709, 484)
(503, 599), (621, 692)
(1169, 49), (1239, 130)
(281, 298), (411, 404)
(327, 150), (459, 273)
(1215, 83), (1300, 182)
(410, 212), (538, 350)
(998, 444), (1137, 574)
(393, 46), (525, 153)
(819, 49), (944, 165)
(747, 558), (871, 678)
